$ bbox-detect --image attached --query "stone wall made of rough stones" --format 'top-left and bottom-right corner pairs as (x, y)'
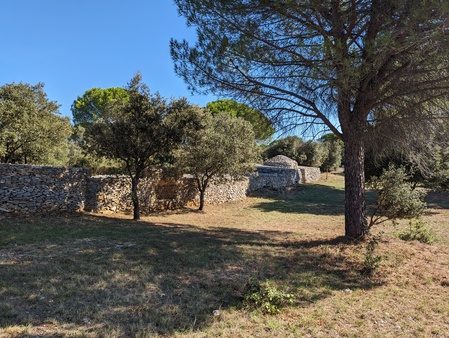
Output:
(248, 165), (301, 192)
(298, 166), (321, 183)
(0, 164), (90, 215)
(86, 174), (197, 214)
(87, 174), (249, 214)
(0, 163), (249, 216)
(202, 176), (249, 206)
(0, 162), (319, 216)
(260, 155), (321, 185)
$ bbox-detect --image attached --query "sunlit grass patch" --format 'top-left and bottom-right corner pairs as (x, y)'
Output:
(1, 173), (449, 337)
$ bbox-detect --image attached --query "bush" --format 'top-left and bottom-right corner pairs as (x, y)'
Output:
(361, 235), (384, 276)
(243, 278), (294, 314)
(398, 219), (434, 244)
(299, 141), (328, 167)
(368, 165), (426, 227)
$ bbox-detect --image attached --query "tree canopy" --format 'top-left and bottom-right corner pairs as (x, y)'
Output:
(364, 117), (449, 190)
(0, 82), (71, 165)
(171, 0), (449, 239)
(320, 133), (343, 172)
(206, 99), (275, 141)
(84, 73), (200, 220)
(71, 87), (129, 128)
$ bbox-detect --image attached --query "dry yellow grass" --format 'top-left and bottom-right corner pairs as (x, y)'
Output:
(1, 172), (448, 337)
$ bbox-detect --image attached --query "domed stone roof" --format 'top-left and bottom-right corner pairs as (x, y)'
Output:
(263, 155), (298, 169)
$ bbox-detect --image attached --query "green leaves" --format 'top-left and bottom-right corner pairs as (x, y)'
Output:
(243, 277), (294, 314)
(368, 165), (426, 226)
(178, 111), (259, 210)
(206, 99), (275, 141)
(84, 74), (172, 175)
(71, 87), (129, 128)
(0, 82), (71, 165)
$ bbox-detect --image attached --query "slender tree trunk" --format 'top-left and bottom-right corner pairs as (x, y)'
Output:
(343, 134), (368, 239)
(131, 176), (140, 220)
(197, 176), (209, 211)
(199, 188), (206, 211)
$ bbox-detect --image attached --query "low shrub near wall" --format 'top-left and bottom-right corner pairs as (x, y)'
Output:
(0, 164), (90, 215)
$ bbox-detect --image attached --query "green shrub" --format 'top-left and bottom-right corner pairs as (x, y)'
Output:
(361, 235), (384, 276)
(368, 165), (426, 227)
(398, 218), (434, 244)
(243, 278), (294, 314)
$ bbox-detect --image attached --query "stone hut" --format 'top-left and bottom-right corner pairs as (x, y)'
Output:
(248, 155), (301, 191)
(263, 155), (321, 183)
(263, 155), (299, 169)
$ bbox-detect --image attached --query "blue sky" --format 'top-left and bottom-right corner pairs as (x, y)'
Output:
(1, 1), (218, 121)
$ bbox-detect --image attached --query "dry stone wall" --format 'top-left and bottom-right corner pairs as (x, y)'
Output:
(298, 166), (321, 183)
(0, 164), (90, 215)
(202, 176), (249, 206)
(0, 164), (250, 216)
(0, 159), (320, 216)
(87, 174), (249, 214)
(248, 165), (300, 192)
(86, 174), (197, 214)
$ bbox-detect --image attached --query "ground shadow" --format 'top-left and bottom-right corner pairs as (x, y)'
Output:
(425, 190), (449, 210)
(251, 184), (345, 216)
(0, 214), (381, 336)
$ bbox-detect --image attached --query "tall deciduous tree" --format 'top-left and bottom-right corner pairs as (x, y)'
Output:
(0, 82), (71, 165)
(206, 99), (275, 141)
(85, 73), (187, 220)
(171, 0), (449, 239)
(179, 111), (259, 211)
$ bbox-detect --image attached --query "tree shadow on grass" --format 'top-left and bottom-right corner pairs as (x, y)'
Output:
(252, 184), (380, 218)
(425, 190), (449, 210)
(251, 184), (346, 216)
(0, 215), (381, 336)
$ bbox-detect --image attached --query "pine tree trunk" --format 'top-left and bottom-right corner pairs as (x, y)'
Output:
(344, 135), (368, 239)
(131, 176), (140, 220)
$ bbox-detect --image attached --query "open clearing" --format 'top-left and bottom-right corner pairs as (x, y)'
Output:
(1, 173), (449, 337)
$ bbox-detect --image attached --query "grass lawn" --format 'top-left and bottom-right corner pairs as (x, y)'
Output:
(1, 173), (449, 337)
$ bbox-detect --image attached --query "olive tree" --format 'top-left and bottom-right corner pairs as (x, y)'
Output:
(85, 73), (191, 220)
(0, 82), (71, 165)
(178, 111), (259, 211)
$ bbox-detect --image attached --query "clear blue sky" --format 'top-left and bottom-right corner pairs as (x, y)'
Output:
(1, 1), (218, 121)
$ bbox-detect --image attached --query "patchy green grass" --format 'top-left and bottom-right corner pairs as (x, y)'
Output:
(1, 173), (449, 337)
